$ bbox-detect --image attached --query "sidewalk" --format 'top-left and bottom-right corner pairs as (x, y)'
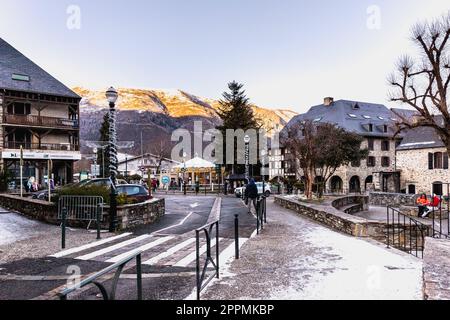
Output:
(202, 198), (423, 300)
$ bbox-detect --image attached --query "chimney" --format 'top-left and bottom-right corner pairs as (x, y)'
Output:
(324, 97), (334, 106)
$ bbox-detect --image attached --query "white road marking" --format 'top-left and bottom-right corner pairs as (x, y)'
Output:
(143, 238), (196, 265)
(190, 203), (199, 209)
(76, 234), (152, 261)
(153, 211), (194, 235)
(50, 233), (133, 258)
(174, 238), (223, 267)
(106, 236), (175, 263)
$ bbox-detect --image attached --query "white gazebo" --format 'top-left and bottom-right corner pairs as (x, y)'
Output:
(175, 156), (218, 187)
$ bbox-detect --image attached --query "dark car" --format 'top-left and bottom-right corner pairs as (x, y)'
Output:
(116, 184), (151, 203)
(32, 178), (128, 200)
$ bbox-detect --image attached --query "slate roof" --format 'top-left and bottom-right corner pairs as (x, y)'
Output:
(284, 99), (404, 138)
(0, 38), (80, 99)
(397, 116), (446, 151)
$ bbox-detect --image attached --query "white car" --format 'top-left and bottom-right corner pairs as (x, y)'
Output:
(235, 182), (272, 198)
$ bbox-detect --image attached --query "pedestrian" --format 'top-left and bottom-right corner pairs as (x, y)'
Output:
(245, 179), (258, 215)
(416, 194), (428, 217)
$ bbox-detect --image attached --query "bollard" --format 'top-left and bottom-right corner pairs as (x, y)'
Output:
(96, 203), (102, 240)
(61, 207), (67, 249)
(235, 214), (239, 259)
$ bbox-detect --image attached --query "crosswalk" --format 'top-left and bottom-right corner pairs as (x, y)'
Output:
(50, 232), (245, 270)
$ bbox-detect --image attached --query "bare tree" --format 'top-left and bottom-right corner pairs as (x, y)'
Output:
(389, 12), (450, 155)
(282, 121), (318, 199)
(150, 140), (173, 175)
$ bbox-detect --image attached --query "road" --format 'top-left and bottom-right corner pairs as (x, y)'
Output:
(0, 195), (256, 300)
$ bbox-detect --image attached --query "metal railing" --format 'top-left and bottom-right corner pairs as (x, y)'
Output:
(58, 251), (143, 300)
(196, 220), (219, 300)
(4, 142), (80, 151)
(59, 196), (104, 249)
(386, 206), (429, 258)
(3, 114), (79, 130)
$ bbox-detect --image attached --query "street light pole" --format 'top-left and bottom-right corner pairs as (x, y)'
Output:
(244, 135), (250, 183)
(261, 149), (267, 195)
(93, 148), (98, 179)
(106, 87), (119, 232)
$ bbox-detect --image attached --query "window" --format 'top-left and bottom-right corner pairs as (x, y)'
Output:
(383, 125), (388, 133)
(382, 157), (390, 167)
(381, 140), (390, 151)
(313, 117), (322, 123)
(367, 157), (376, 167)
(378, 116), (385, 120)
(429, 152), (449, 170)
(363, 115), (372, 119)
(348, 114), (357, 118)
(12, 74), (30, 82)
(7, 102), (31, 115)
(368, 139), (375, 151)
(368, 124), (374, 132)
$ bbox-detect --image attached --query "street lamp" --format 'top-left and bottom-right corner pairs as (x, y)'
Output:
(244, 135), (250, 183)
(106, 87), (119, 232)
(261, 149), (267, 195)
(182, 152), (187, 195)
(93, 148), (98, 179)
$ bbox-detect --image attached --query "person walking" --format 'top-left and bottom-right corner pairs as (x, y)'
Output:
(245, 179), (259, 215)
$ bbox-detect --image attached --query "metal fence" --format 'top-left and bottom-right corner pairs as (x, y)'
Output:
(195, 220), (220, 300)
(58, 196), (104, 249)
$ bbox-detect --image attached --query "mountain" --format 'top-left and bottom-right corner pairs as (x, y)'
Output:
(74, 87), (297, 155)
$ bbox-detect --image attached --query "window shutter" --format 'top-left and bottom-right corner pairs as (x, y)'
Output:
(429, 153), (434, 170)
(444, 153), (449, 170)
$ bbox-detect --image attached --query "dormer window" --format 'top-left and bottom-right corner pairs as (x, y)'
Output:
(353, 103), (360, 110)
(363, 115), (372, 119)
(383, 125), (388, 133)
(348, 114), (357, 118)
(313, 117), (322, 123)
(368, 124), (374, 132)
(378, 116), (385, 120)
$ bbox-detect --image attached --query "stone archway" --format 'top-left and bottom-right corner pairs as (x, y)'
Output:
(330, 176), (344, 194)
(349, 176), (361, 193)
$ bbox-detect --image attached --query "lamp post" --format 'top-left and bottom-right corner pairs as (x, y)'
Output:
(125, 154), (128, 180)
(244, 135), (250, 183)
(93, 148), (98, 179)
(106, 87), (119, 232)
(261, 149), (267, 195)
(182, 152), (187, 195)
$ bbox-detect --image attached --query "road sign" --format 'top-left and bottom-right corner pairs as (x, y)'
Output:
(91, 165), (100, 176)
(162, 176), (170, 184)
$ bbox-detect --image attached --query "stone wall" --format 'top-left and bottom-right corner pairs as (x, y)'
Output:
(397, 148), (450, 195)
(275, 196), (387, 242)
(331, 196), (369, 215)
(369, 192), (417, 207)
(423, 238), (450, 300)
(0, 194), (165, 230)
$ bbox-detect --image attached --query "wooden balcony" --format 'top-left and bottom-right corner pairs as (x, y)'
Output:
(4, 142), (80, 152)
(2, 114), (79, 130)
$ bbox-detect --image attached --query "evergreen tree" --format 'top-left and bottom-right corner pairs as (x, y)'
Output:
(98, 112), (110, 177)
(216, 81), (261, 175)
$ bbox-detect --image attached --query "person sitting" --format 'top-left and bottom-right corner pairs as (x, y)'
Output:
(416, 194), (429, 217)
(422, 194), (441, 218)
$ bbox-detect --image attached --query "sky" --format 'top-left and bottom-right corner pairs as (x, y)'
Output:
(0, 0), (449, 113)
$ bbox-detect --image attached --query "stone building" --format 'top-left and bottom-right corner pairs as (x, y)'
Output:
(0, 38), (81, 187)
(397, 125), (449, 196)
(270, 98), (403, 193)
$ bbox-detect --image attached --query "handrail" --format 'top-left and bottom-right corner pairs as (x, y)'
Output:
(58, 250), (143, 300)
(386, 206), (428, 259)
(196, 220), (219, 300)
(3, 113), (79, 129)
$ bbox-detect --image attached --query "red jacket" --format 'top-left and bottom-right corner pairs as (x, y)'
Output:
(430, 196), (441, 207)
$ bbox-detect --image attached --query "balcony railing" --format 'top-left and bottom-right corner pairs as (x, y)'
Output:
(3, 114), (79, 130)
(4, 142), (80, 152)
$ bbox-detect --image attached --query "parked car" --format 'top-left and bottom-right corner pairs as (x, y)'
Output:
(32, 178), (128, 200)
(116, 184), (151, 203)
(235, 182), (272, 198)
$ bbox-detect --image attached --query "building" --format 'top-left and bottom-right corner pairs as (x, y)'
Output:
(0, 38), (81, 187)
(272, 98), (403, 193)
(397, 124), (449, 196)
(174, 156), (220, 187)
(117, 153), (180, 186)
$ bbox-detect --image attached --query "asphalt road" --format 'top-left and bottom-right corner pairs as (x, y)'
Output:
(0, 195), (256, 300)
